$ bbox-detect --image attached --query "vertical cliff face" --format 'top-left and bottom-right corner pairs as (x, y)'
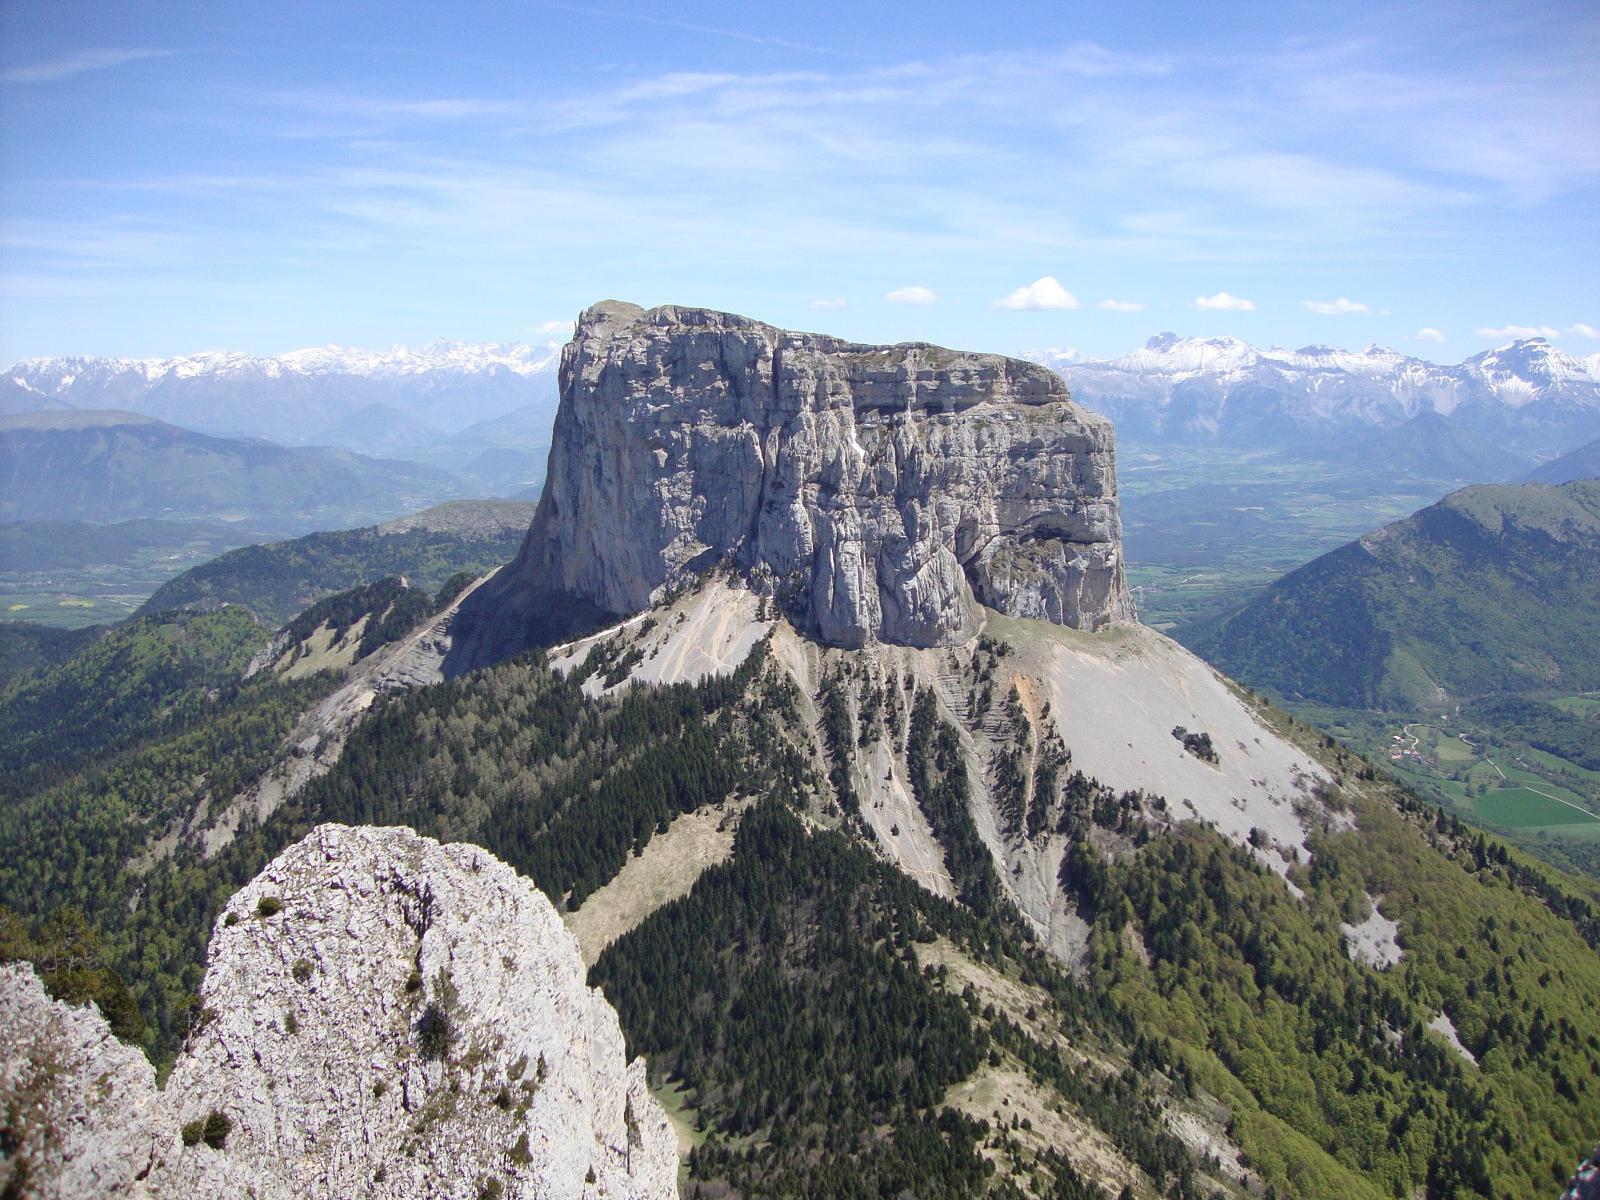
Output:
(0, 825), (678, 1200)
(456, 302), (1131, 661)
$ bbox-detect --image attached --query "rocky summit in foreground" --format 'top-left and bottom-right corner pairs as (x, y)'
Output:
(454, 301), (1132, 662)
(0, 824), (677, 1200)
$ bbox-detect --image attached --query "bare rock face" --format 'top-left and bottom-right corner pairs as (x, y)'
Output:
(0, 826), (678, 1200)
(457, 302), (1131, 659)
(0, 964), (179, 1199)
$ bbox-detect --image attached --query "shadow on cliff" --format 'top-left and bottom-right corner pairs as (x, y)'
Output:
(440, 563), (616, 679)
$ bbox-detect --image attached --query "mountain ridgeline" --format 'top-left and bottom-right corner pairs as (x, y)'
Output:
(137, 499), (537, 626)
(1523, 434), (1600, 485)
(2, 340), (560, 456)
(4, 304), (1600, 1200)
(1190, 480), (1600, 709)
(0, 409), (463, 533)
(1052, 333), (1600, 455)
(12, 330), (1599, 461)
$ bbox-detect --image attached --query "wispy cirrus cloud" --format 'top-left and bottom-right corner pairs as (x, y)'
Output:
(532, 1), (854, 58)
(2, 48), (172, 84)
(62, 38), (1592, 269)
(6, 17), (1597, 359)
(1269, 32), (1600, 204)
(1476, 324), (1560, 339)
(1304, 297), (1371, 315)
(1474, 322), (1600, 341)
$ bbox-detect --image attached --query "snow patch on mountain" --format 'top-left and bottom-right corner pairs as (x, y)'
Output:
(12, 340), (561, 387)
(1040, 334), (1600, 451)
(4, 341), (565, 453)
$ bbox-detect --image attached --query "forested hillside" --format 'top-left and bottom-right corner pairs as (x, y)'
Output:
(137, 500), (534, 625)
(0, 607), (270, 788)
(1190, 481), (1600, 709)
(4, 593), (1599, 1198)
(0, 621), (104, 688)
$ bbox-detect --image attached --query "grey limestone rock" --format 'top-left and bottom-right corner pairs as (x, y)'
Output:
(455, 301), (1132, 662)
(0, 963), (180, 1199)
(0, 825), (678, 1200)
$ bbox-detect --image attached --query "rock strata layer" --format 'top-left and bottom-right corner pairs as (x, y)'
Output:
(0, 825), (677, 1200)
(455, 301), (1131, 660)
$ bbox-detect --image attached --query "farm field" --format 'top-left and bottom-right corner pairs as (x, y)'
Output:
(0, 520), (257, 628)
(1463, 786), (1600, 829)
(1286, 699), (1600, 881)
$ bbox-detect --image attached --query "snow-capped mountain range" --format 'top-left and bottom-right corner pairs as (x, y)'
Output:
(1, 340), (562, 456)
(8, 333), (1599, 461)
(1039, 335), (1600, 454)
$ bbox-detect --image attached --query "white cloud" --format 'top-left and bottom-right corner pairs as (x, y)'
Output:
(1096, 298), (1145, 312)
(808, 298), (848, 310)
(1568, 323), (1599, 339)
(885, 286), (937, 306)
(535, 319), (575, 337)
(1, 48), (172, 84)
(1303, 297), (1371, 315)
(991, 276), (1081, 311)
(1193, 292), (1255, 312)
(1476, 324), (1561, 340)
(1414, 327), (1447, 343)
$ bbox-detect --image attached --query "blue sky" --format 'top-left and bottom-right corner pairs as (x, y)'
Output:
(1, 0), (1596, 363)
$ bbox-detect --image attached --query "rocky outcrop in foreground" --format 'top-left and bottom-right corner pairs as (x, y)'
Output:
(0, 825), (677, 1200)
(454, 301), (1132, 662)
(1564, 1140), (1600, 1200)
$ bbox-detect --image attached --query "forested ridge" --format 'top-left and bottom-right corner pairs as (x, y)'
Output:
(0, 621), (105, 690)
(136, 509), (531, 626)
(1463, 696), (1600, 773)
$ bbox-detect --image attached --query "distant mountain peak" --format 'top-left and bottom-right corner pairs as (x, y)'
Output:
(3, 339), (564, 454)
(1051, 331), (1600, 453)
(1468, 337), (1592, 384)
